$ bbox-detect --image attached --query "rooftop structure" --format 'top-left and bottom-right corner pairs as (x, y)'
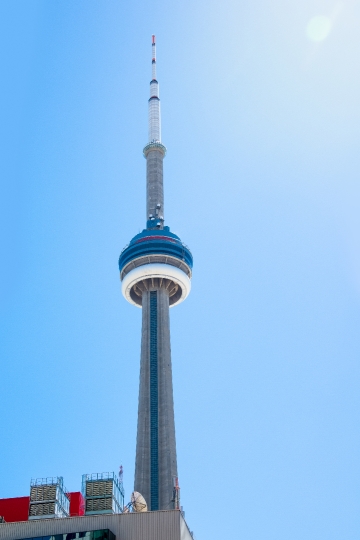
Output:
(119, 36), (193, 511)
(82, 472), (124, 515)
(29, 477), (69, 520)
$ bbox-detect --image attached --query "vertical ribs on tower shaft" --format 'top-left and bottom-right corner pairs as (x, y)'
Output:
(146, 149), (164, 222)
(135, 288), (177, 510)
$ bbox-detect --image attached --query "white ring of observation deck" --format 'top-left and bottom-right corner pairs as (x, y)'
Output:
(121, 263), (191, 308)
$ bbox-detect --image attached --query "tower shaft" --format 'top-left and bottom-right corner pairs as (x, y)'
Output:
(146, 149), (164, 223)
(135, 287), (177, 510)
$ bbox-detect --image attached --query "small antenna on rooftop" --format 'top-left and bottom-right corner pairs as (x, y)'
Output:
(172, 476), (180, 510)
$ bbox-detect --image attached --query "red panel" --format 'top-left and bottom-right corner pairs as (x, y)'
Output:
(68, 491), (85, 517)
(0, 497), (29, 522)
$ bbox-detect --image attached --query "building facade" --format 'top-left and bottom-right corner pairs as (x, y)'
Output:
(0, 510), (193, 540)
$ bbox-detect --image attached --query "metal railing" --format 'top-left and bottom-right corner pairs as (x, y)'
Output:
(30, 477), (65, 487)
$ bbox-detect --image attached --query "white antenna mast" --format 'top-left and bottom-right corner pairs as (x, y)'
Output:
(148, 35), (161, 142)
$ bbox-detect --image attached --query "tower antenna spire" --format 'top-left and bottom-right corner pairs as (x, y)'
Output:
(149, 34), (161, 144)
(152, 35), (156, 79)
(143, 35), (166, 228)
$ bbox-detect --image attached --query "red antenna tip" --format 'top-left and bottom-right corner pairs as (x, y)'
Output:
(152, 35), (156, 44)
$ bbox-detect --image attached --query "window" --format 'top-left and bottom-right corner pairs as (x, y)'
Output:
(18, 529), (115, 540)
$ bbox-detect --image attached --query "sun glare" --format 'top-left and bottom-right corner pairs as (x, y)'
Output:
(306, 15), (332, 41)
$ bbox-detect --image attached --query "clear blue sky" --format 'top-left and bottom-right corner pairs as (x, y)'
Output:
(1, 1), (360, 539)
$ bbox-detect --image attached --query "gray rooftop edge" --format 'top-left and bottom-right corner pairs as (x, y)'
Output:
(0, 509), (193, 540)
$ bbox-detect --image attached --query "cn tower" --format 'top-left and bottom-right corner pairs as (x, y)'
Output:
(119, 36), (193, 511)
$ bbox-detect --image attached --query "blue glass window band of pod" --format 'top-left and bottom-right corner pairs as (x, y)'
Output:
(118, 227), (193, 274)
(18, 529), (115, 540)
(149, 291), (159, 511)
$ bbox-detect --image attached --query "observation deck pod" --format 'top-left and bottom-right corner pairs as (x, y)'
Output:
(119, 226), (193, 308)
(82, 472), (124, 516)
(29, 477), (69, 520)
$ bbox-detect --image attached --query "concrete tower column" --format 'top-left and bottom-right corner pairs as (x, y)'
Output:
(146, 148), (164, 222)
(135, 287), (177, 510)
